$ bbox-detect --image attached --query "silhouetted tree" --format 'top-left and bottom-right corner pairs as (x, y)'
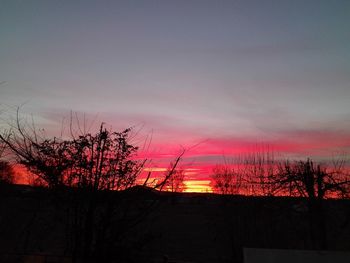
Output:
(270, 158), (350, 249)
(66, 124), (145, 190)
(0, 109), (186, 262)
(211, 149), (277, 195)
(163, 164), (186, 192)
(0, 109), (72, 187)
(151, 149), (185, 191)
(0, 160), (15, 184)
(55, 124), (148, 262)
(0, 133), (14, 184)
(272, 158), (350, 199)
(240, 150), (277, 196)
(0, 135), (6, 159)
(211, 164), (242, 195)
(0, 110), (145, 190)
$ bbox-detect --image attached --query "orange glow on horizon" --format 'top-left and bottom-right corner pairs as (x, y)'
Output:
(143, 167), (168, 172)
(9, 140), (350, 194)
(183, 180), (213, 193)
(12, 165), (31, 185)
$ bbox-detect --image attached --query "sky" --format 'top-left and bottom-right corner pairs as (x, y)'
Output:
(1, 0), (350, 191)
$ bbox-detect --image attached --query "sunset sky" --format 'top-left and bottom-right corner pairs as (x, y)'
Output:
(1, 1), (350, 191)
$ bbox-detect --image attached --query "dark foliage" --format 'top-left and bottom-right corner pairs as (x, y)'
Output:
(0, 160), (15, 184)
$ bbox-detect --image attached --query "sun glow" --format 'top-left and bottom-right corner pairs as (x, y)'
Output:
(143, 167), (168, 172)
(140, 167), (212, 192)
(183, 180), (213, 193)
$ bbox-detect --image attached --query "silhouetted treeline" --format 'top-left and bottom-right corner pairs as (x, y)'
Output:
(211, 151), (350, 199)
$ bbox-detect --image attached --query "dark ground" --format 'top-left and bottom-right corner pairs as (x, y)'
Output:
(1, 184), (350, 263)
